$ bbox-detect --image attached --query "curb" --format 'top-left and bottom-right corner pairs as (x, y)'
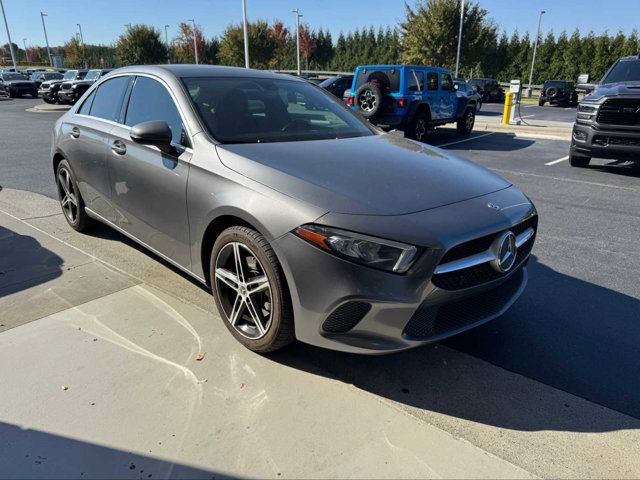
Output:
(26, 103), (71, 113)
(474, 121), (572, 140)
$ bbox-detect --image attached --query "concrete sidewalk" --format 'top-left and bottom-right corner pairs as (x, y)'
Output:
(473, 113), (572, 140)
(0, 190), (534, 479)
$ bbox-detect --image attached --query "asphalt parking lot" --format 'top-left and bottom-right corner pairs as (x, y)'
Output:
(1, 97), (640, 478)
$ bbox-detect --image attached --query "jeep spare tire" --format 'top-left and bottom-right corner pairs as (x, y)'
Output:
(356, 82), (383, 119)
(545, 87), (558, 98)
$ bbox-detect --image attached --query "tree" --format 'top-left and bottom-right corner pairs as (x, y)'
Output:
(313, 28), (333, 70)
(270, 20), (291, 69)
(298, 23), (316, 70)
(62, 36), (84, 68)
(116, 24), (167, 65)
(173, 22), (207, 64)
(218, 21), (276, 69)
(401, 0), (497, 72)
(562, 29), (582, 80)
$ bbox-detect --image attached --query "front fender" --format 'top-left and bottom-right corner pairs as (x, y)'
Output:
(456, 97), (472, 117)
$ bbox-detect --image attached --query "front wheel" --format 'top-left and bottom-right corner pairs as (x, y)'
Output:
(457, 108), (475, 135)
(210, 226), (295, 353)
(569, 149), (591, 168)
(538, 99), (545, 107)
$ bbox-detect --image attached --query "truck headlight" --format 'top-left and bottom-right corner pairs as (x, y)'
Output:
(578, 104), (598, 114)
(294, 224), (419, 273)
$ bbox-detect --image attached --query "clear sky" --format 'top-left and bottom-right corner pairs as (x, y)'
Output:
(3, 0), (639, 48)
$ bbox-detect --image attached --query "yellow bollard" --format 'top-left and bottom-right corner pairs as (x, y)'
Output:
(502, 92), (513, 124)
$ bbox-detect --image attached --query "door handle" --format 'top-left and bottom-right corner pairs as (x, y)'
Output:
(70, 127), (80, 138)
(111, 140), (126, 155)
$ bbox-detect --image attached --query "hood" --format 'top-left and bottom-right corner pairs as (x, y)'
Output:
(3, 80), (36, 86)
(215, 134), (510, 216)
(585, 83), (640, 102)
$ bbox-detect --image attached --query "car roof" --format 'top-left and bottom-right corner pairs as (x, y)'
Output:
(356, 64), (448, 71)
(107, 64), (305, 82)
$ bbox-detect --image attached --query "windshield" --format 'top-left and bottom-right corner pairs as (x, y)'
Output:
(468, 79), (486, 87)
(319, 77), (337, 88)
(63, 71), (78, 80)
(1, 73), (24, 81)
(602, 59), (640, 84)
(44, 73), (63, 80)
(85, 70), (101, 81)
(183, 76), (375, 144)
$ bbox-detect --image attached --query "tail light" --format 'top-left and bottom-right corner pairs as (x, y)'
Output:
(396, 98), (406, 108)
(346, 96), (354, 107)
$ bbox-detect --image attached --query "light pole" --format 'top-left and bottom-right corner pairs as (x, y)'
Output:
(23, 37), (28, 63)
(241, 0), (249, 68)
(454, 0), (465, 79)
(292, 8), (302, 75)
(40, 12), (52, 66)
(188, 18), (198, 64)
(77, 23), (84, 43)
(0, 0), (18, 69)
(164, 24), (170, 64)
(527, 10), (545, 97)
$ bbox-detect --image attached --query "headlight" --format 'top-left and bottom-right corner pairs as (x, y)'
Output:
(578, 103), (598, 113)
(294, 224), (419, 273)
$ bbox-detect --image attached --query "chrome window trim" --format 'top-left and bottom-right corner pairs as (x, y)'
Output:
(434, 227), (534, 275)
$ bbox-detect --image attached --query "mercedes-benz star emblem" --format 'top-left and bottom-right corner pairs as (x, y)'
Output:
(490, 231), (517, 273)
(487, 203), (500, 210)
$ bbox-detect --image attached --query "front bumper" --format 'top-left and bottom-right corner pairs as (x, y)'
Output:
(58, 90), (77, 103)
(39, 89), (58, 101)
(8, 86), (38, 96)
(572, 123), (640, 160)
(273, 187), (537, 354)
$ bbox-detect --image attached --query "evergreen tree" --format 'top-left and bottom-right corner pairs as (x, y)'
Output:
(563, 29), (582, 80)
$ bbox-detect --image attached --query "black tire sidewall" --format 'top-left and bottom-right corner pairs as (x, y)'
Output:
(355, 82), (383, 119)
(210, 227), (293, 353)
(406, 111), (428, 141)
(56, 159), (92, 231)
(457, 108), (475, 135)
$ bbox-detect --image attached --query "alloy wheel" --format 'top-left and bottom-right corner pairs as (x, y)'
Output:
(466, 111), (475, 131)
(358, 90), (377, 112)
(57, 168), (78, 224)
(214, 242), (273, 339)
(415, 118), (426, 140)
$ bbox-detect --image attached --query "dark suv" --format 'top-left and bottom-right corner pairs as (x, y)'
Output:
(468, 78), (504, 102)
(58, 69), (112, 104)
(570, 55), (640, 167)
(39, 69), (87, 104)
(347, 65), (477, 141)
(539, 80), (578, 107)
(319, 75), (354, 100)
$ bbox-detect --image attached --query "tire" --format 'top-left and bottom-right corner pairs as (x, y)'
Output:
(43, 97), (53, 104)
(355, 82), (384, 119)
(569, 149), (591, 168)
(456, 107), (475, 135)
(404, 110), (428, 142)
(55, 159), (96, 232)
(538, 99), (545, 107)
(210, 226), (295, 353)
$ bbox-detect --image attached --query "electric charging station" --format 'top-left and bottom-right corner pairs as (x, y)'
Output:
(503, 79), (522, 125)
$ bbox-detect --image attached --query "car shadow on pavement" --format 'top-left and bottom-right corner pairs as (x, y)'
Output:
(589, 160), (640, 178)
(0, 225), (63, 298)
(0, 422), (229, 479)
(270, 255), (640, 433)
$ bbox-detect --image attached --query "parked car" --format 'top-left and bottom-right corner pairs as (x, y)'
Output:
(454, 80), (482, 112)
(468, 78), (505, 102)
(0, 81), (8, 98)
(346, 64), (478, 141)
(31, 71), (64, 89)
(319, 75), (354, 100)
(58, 69), (112, 104)
(51, 65), (537, 354)
(39, 69), (87, 104)
(0, 72), (38, 98)
(570, 55), (640, 168)
(538, 80), (578, 107)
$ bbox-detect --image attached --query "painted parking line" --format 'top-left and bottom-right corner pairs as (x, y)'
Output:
(437, 132), (495, 148)
(544, 155), (569, 166)
(520, 114), (536, 118)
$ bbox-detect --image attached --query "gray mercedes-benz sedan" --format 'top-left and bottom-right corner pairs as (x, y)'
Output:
(51, 65), (537, 354)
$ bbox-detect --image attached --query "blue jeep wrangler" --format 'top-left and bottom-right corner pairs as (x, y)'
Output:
(347, 65), (477, 141)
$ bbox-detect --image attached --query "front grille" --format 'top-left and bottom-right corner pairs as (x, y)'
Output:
(593, 135), (640, 147)
(433, 215), (537, 291)
(322, 301), (371, 333)
(40, 83), (50, 90)
(596, 99), (640, 126)
(404, 268), (524, 339)
(61, 82), (72, 90)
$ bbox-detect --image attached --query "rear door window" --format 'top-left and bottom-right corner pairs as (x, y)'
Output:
(407, 71), (424, 92)
(427, 72), (439, 91)
(78, 89), (96, 115)
(88, 76), (131, 122)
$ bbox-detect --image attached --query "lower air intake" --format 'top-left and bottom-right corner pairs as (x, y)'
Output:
(322, 302), (372, 333)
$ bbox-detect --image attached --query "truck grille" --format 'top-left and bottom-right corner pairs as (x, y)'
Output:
(61, 82), (72, 90)
(593, 135), (640, 147)
(596, 99), (640, 126)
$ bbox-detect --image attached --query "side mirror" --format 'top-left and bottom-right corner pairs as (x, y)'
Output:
(130, 120), (173, 153)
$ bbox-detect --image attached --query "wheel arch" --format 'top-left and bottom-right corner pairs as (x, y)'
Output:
(407, 101), (431, 125)
(456, 97), (472, 117)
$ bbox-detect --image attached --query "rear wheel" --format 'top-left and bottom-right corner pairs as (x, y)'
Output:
(210, 226), (295, 353)
(569, 149), (591, 168)
(355, 82), (384, 119)
(55, 159), (96, 232)
(457, 108), (475, 135)
(538, 99), (545, 107)
(43, 97), (53, 104)
(405, 110), (428, 142)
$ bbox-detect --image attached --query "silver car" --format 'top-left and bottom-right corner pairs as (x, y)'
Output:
(51, 65), (537, 354)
